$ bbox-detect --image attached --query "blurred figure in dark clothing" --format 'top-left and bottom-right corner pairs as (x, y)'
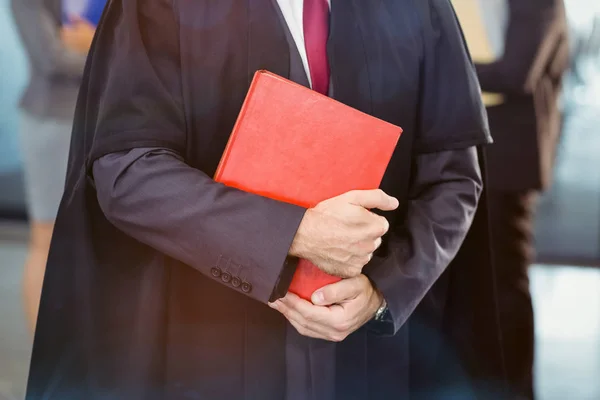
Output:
(10, 0), (96, 333)
(456, 0), (569, 398)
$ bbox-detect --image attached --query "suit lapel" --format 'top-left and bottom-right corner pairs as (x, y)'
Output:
(247, 0), (290, 85)
(328, 0), (373, 115)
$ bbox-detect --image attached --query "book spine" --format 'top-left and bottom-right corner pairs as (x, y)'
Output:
(214, 71), (265, 181)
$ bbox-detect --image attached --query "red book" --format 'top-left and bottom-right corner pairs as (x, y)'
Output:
(215, 70), (402, 301)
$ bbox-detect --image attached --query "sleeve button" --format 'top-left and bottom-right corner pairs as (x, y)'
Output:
(221, 272), (232, 283)
(231, 277), (242, 288)
(210, 267), (222, 278)
(241, 282), (252, 293)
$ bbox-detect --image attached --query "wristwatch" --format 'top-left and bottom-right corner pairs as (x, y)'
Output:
(374, 298), (388, 321)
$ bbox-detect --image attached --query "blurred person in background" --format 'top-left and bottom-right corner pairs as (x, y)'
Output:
(10, 0), (96, 333)
(454, 0), (569, 398)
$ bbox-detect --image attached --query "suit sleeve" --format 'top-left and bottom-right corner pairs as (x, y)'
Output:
(475, 0), (568, 95)
(88, 0), (305, 304)
(10, 0), (87, 79)
(365, 148), (482, 334)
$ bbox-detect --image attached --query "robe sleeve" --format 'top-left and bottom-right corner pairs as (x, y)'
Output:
(87, 0), (305, 304)
(414, 0), (493, 154)
(87, 0), (186, 157)
(364, 0), (492, 334)
(365, 148), (482, 334)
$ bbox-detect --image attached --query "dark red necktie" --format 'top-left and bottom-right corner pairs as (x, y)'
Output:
(303, 0), (330, 95)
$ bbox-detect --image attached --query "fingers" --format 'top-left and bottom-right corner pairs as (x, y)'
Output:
(338, 235), (381, 276)
(268, 302), (323, 339)
(269, 294), (351, 342)
(374, 236), (383, 250)
(368, 215), (390, 238)
(269, 294), (321, 323)
(323, 236), (381, 279)
(311, 276), (366, 306)
(287, 318), (325, 340)
(344, 189), (399, 211)
(279, 292), (330, 322)
(343, 201), (390, 238)
(269, 286), (377, 343)
(301, 190), (394, 279)
(355, 236), (383, 254)
(268, 296), (332, 339)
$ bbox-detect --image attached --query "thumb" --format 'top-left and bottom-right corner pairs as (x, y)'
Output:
(344, 189), (399, 211)
(312, 278), (362, 306)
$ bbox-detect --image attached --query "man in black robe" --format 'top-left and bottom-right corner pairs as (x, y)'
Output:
(27, 0), (505, 399)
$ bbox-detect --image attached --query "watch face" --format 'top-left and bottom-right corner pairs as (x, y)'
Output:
(375, 304), (387, 321)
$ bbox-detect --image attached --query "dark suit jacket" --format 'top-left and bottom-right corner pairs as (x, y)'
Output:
(477, 0), (569, 191)
(27, 1), (503, 399)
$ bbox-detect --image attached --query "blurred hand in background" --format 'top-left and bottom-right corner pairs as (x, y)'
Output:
(61, 15), (95, 54)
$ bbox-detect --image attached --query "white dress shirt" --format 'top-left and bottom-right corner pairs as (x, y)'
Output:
(275, 0), (331, 87)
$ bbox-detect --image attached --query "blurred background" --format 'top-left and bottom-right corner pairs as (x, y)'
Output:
(1, 0), (599, 399)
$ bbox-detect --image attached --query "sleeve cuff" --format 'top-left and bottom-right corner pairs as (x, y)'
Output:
(365, 309), (396, 336)
(363, 252), (417, 336)
(240, 202), (306, 304)
(269, 256), (299, 302)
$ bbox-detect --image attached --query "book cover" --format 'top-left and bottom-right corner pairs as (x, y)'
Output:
(215, 70), (402, 300)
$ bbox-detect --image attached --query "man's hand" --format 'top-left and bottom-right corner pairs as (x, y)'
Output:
(289, 189), (398, 278)
(61, 15), (96, 54)
(269, 275), (384, 342)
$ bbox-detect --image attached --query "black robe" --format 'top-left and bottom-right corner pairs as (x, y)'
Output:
(27, 0), (505, 399)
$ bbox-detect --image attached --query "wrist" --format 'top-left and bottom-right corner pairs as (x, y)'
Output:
(368, 280), (386, 319)
(288, 208), (314, 259)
